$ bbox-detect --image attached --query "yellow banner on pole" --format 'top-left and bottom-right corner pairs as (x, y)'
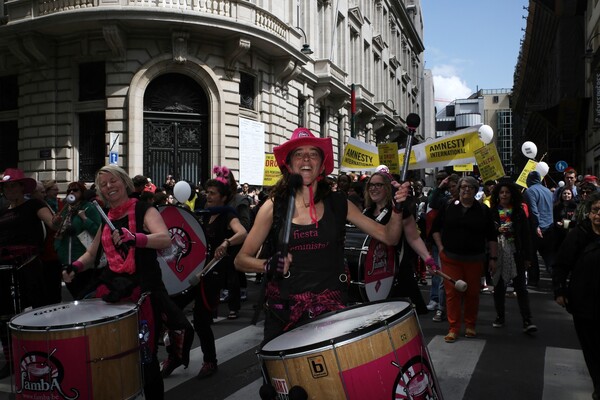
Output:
(453, 164), (474, 172)
(423, 131), (484, 163)
(516, 159), (538, 188)
(473, 143), (505, 182)
(263, 153), (282, 186)
(377, 142), (400, 174)
(341, 137), (380, 171)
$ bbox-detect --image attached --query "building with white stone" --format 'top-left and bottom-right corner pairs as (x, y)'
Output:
(0, 0), (425, 186)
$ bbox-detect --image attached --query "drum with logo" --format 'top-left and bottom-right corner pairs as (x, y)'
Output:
(357, 235), (398, 302)
(157, 205), (207, 296)
(9, 299), (141, 400)
(258, 300), (443, 400)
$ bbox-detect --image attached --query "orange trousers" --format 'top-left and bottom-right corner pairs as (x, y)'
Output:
(440, 251), (484, 333)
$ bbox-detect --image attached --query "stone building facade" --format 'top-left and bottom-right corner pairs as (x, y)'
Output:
(0, 0), (424, 187)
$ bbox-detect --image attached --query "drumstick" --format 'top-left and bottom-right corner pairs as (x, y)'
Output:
(395, 113), (420, 212)
(187, 257), (222, 287)
(92, 200), (130, 255)
(432, 269), (468, 292)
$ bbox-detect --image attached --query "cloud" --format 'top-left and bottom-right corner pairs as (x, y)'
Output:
(431, 64), (473, 111)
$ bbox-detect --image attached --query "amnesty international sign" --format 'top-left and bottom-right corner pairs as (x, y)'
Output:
(473, 143), (505, 182)
(339, 125), (490, 172)
(516, 159), (538, 189)
(341, 137), (380, 171)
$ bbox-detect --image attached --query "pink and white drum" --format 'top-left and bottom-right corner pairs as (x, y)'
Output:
(258, 300), (443, 400)
(357, 235), (397, 302)
(9, 299), (141, 400)
(157, 205), (207, 295)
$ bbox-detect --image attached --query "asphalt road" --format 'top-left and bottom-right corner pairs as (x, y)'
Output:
(0, 268), (593, 400)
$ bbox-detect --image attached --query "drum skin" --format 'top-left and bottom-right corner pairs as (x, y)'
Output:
(258, 301), (442, 400)
(9, 300), (142, 400)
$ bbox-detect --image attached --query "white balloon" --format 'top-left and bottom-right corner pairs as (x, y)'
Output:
(558, 180), (565, 188)
(521, 141), (537, 159)
(535, 161), (549, 177)
(478, 125), (494, 144)
(173, 181), (191, 203)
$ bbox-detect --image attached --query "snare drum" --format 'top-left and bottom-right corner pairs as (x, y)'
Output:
(357, 235), (397, 302)
(258, 300), (443, 400)
(157, 205), (208, 296)
(9, 299), (142, 400)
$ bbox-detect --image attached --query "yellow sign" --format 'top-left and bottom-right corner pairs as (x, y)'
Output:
(398, 148), (418, 170)
(516, 159), (538, 188)
(453, 164), (474, 172)
(378, 143), (400, 174)
(341, 137), (379, 171)
(263, 153), (282, 186)
(473, 144), (505, 182)
(424, 132), (484, 163)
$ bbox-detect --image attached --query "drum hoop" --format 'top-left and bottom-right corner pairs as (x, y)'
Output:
(259, 300), (413, 356)
(8, 301), (138, 331)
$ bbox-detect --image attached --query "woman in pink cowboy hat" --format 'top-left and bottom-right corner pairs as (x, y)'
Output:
(0, 167), (56, 379)
(235, 127), (411, 343)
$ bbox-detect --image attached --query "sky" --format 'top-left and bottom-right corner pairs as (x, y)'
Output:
(421, 1), (528, 110)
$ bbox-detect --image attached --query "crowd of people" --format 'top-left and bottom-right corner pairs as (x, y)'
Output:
(1, 142), (599, 399)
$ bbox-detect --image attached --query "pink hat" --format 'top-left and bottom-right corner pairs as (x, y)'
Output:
(1, 168), (37, 194)
(273, 128), (334, 176)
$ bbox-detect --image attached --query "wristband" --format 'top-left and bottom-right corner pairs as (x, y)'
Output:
(65, 260), (84, 274)
(135, 233), (148, 248)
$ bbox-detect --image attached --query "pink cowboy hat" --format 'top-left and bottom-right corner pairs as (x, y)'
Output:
(0, 168), (37, 194)
(273, 128), (334, 176)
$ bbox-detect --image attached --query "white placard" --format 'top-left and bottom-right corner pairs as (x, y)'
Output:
(239, 118), (265, 185)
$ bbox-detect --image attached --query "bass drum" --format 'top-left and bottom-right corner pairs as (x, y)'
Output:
(357, 235), (398, 302)
(157, 205), (207, 296)
(258, 300), (443, 400)
(9, 299), (141, 400)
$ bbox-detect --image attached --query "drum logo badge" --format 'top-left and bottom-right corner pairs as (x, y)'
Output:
(15, 349), (80, 400)
(307, 355), (328, 378)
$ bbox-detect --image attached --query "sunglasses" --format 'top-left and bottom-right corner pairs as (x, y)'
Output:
(67, 188), (80, 193)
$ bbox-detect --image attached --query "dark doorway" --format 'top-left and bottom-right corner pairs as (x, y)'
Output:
(144, 73), (209, 190)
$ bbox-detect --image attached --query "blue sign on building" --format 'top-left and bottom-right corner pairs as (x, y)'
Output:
(109, 151), (119, 165)
(555, 160), (568, 172)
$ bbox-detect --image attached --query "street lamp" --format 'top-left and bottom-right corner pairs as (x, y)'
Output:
(297, 27), (313, 55)
(585, 32), (600, 59)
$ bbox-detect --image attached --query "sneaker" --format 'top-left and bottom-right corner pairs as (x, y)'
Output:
(219, 290), (229, 303)
(523, 320), (538, 334)
(426, 300), (438, 311)
(160, 356), (183, 378)
(432, 310), (444, 322)
(197, 362), (218, 379)
(493, 316), (505, 328)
